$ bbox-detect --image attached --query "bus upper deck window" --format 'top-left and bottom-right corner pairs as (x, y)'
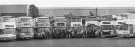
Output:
(20, 18), (31, 22)
(57, 23), (65, 26)
(102, 22), (110, 24)
(73, 24), (81, 27)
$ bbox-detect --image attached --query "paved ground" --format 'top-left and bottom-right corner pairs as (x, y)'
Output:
(0, 38), (135, 47)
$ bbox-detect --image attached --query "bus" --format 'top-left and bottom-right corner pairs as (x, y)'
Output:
(0, 16), (16, 41)
(116, 20), (134, 38)
(35, 17), (50, 39)
(99, 21), (117, 38)
(51, 16), (67, 38)
(116, 24), (132, 38)
(85, 21), (100, 38)
(70, 18), (83, 38)
(16, 16), (34, 39)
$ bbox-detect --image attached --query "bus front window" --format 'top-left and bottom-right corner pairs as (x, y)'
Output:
(57, 23), (65, 27)
(4, 29), (15, 34)
(20, 18), (31, 22)
(20, 28), (31, 33)
(118, 24), (128, 30)
(102, 25), (114, 30)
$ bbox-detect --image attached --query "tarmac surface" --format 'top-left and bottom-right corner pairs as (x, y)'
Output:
(0, 38), (135, 47)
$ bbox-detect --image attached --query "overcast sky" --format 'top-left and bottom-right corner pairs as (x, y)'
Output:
(0, 0), (135, 7)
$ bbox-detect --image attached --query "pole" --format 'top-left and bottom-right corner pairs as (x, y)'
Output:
(96, 8), (98, 16)
(26, 4), (29, 16)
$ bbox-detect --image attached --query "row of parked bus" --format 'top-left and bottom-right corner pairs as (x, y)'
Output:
(0, 16), (134, 41)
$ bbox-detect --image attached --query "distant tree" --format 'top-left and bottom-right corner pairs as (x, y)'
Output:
(29, 4), (39, 18)
(64, 12), (73, 18)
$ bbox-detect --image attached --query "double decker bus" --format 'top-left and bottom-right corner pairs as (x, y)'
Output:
(116, 24), (132, 38)
(116, 20), (134, 38)
(85, 21), (100, 38)
(16, 16), (34, 39)
(99, 21), (117, 38)
(35, 17), (50, 39)
(52, 16), (67, 38)
(70, 18), (83, 38)
(0, 16), (16, 41)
